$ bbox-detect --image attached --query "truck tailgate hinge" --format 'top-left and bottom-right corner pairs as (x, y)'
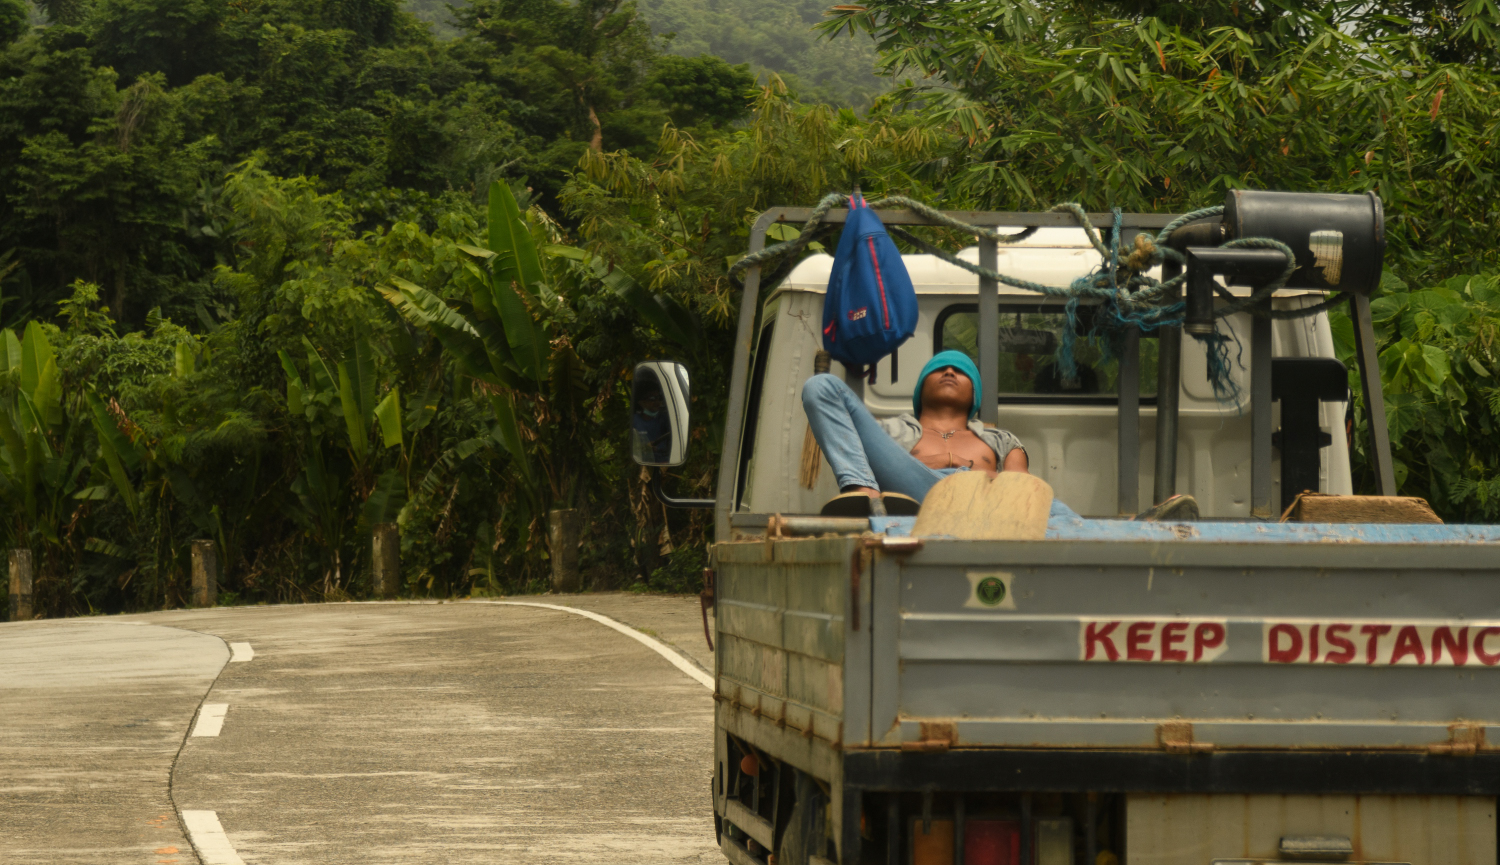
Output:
(700, 568), (715, 652)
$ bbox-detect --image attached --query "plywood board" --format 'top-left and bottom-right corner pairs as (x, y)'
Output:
(912, 472), (1054, 540)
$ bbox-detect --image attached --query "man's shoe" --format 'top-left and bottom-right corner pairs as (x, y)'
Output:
(821, 491), (921, 518)
(880, 492), (921, 516)
(821, 492), (882, 517)
(1133, 494), (1200, 522)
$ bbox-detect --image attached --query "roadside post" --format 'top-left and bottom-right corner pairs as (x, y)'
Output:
(372, 523), (400, 599)
(8, 549), (32, 621)
(190, 541), (217, 608)
(548, 508), (581, 593)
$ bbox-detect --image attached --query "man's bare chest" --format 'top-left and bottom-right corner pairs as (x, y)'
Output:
(910, 426), (997, 471)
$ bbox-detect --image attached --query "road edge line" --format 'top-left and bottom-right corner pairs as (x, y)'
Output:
(484, 601), (713, 690)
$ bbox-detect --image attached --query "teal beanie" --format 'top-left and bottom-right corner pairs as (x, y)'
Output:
(914, 350), (983, 419)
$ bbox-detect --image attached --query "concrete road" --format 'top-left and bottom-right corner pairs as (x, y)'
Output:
(0, 620), (225, 863)
(0, 595), (720, 865)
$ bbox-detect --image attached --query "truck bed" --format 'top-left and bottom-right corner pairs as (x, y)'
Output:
(713, 530), (1500, 862)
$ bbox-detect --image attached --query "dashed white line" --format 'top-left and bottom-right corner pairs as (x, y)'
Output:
(488, 601), (713, 690)
(229, 642), (254, 662)
(191, 703), (229, 737)
(181, 810), (245, 865)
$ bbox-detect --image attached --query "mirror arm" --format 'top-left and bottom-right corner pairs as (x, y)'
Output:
(652, 467), (715, 510)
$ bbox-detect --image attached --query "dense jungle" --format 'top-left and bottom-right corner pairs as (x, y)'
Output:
(1, 0), (1498, 617)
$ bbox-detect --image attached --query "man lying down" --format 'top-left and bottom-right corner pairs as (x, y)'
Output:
(803, 349), (1198, 521)
(802, 350), (1029, 517)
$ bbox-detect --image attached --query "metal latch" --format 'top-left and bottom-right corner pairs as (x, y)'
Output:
(1280, 835), (1353, 860)
(1210, 835), (1416, 865)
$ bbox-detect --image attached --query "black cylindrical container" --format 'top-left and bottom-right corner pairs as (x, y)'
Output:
(1223, 190), (1385, 296)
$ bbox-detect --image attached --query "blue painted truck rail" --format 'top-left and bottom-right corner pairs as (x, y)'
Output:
(871, 500), (1500, 543)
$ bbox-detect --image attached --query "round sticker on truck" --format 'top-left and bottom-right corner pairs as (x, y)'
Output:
(965, 571), (1016, 610)
(976, 577), (1006, 606)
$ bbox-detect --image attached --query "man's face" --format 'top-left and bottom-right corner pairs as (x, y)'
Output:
(921, 366), (973, 413)
(639, 390), (665, 415)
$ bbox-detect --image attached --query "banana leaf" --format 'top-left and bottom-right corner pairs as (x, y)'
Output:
(418, 435), (489, 498)
(1, 328), (19, 376)
(338, 363), (370, 462)
(374, 387), (403, 449)
(492, 276), (546, 385)
(301, 336), (339, 394)
(487, 181), (544, 297)
(488, 391), (531, 486)
(86, 393), (139, 517)
(379, 281), (519, 388)
(30, 355), (62, 427)
(277, 350), (305, 415)
(19, 321), (52, 398)
(174, 342), (196, 378)
(362, 469), (407, 526)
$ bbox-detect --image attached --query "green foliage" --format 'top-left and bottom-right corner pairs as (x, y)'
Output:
(4, 0), (1500, 623)
(637, 0), (888, 108)
(821, 0), (1500, 279)
(0, 0), (25, 45)
(1332, 273), (1500, 520)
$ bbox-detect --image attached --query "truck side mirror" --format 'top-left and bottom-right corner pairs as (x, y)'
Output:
(630, 361), (691, 467)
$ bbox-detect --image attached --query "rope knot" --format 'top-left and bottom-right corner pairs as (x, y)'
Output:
(1123, 232), (1159, 272)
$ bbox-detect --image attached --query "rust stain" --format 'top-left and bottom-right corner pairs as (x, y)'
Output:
(1156, 721), (1214, 753)
(903, 721), (957, 752)
(1429, 723), (1485, 755)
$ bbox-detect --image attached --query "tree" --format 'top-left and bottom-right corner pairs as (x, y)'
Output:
(819, 0), (1500, 279)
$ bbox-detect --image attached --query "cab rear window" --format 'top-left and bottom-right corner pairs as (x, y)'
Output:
(935, 303), (1158, 402)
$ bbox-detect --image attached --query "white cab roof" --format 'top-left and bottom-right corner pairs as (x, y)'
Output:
(777, 227), (1317, 298)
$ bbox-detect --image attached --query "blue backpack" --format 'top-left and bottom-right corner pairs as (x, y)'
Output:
(821, 193), (917, 372)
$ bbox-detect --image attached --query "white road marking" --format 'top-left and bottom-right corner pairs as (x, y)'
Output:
(181, 810), (245, 865)
(489, 602), (713, 690)
(191, 703), (229, 737)
(229, 642), (254, 662)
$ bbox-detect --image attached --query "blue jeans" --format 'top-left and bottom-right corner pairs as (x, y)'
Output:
(801, 374), (963, 501)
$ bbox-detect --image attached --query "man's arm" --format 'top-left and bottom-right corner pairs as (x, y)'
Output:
(1003, 447), (1029, 473)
